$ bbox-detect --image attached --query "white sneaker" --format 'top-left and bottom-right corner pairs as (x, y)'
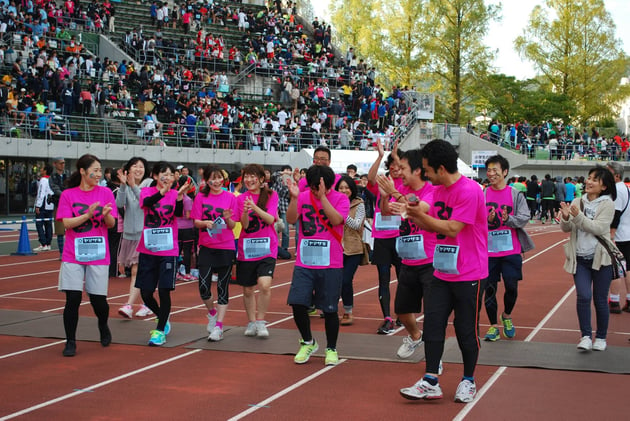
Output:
(191, 268), (199, 279)
(454, 379), (477, 403)
(438, 360), (444, 376)
(244, 321), (257, 336)
(577, 336), (592, 351)
(397, 335), (423, 359)
(256, 320), (269, 338)
(207, 312), (218, 333)
(33, 245), (46, 252)
(400, 379), (443, 400)
(208, 326), (223, 341)
(118, 304), (133, 319)
(593, 338), (607, 351)
(135, 305), (153, 317)
(43, 245), (51, 251)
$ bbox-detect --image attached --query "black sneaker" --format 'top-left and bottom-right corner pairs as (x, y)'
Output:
(395, 318), (403, 327)
(377, 319), (395, 334)
(610, 302), (622, 314)
(623, 301), (630, 313)
(100, 325), (112, 347)
(63, 340), (76, 357)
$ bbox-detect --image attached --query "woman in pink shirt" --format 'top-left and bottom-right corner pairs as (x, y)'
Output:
(235, 164), (279, 338)
(57, 154), (117, 357)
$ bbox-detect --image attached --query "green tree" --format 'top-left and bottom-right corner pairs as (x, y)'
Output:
(329, 0), (380, 63)
(514, 0), (630, 124)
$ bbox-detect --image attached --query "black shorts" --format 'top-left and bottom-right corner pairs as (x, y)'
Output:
(615, 241), (630, 263)
(395, 263), (435, 314)
(234, 257), (276, 287)
(287, 266), (342, 313)
(135, 253), (177, 291)
(487, 254), (523, 285)
(198, 246), (235, 269)
(371, 237), (401, 266)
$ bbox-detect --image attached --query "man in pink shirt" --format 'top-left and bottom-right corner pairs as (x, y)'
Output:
(399, 139), (488, 404)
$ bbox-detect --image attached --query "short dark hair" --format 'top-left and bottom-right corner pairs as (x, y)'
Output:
(421, 139), (458, 174)
(313, 146), (331, 161)
(485, 154), (510, 174)
(306, 165), (335, 190)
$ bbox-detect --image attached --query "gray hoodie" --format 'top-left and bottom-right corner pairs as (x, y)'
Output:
(115, 183), (145, 240)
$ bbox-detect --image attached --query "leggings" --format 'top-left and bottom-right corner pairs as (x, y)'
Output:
(141, 288), (172, 332)
(63, 290), (109, 340)
(292, 304), (339, 349)
(198, 263), (232, 305)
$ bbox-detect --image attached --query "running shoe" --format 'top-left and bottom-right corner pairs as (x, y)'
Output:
(400, 379), (443, 400)
(33, 245), (46, 252)
(294, 340), (319, 364)
(208, 326), (223, 342)
(454, 379), (477, 403)
(256, 320), (269, 338)
(438, 360), (443, 376)
(43, 245), (51, 251)
(307, 306), (319, 316)
(577, 336), (592, 351)
(118, 304), (133, 319)
(340, 313), (353, 325)
(135, 305), (153, 317)
(397, 335), (423, 359)
(484, 326), (500, 342)
(500, 315), (515, 338)
(325, 348), (339, 366)
(244, 321), (257, 336)
(610, 301), (622, 314)
(99, 325), (112, 347)
(148, 330), (166, 346)
(377, 319), (395, 334)
(156, 319), (171, 336)
(63, 340), (76, 357)
(593, 338), (607, 351)
(207, 312), (218, 333)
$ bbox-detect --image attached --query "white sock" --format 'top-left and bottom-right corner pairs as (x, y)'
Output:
(610, 294), (620, 302)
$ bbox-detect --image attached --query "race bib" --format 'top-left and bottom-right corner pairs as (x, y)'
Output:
(206, 217), (227, 237)
(433, 245), (460, 274)
(299, 239), (330, 266)
(143, 227), (174, 252)
(243, 237), (271, 259)
(396, 235), (427, 260)
(488, 229), (513, 253)
(75, 236), (106, 262)
(374, 212), (401, 231)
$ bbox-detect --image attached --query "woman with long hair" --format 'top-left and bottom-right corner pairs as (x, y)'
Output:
(135, 161), (190, 346)
(57, 154), (117, 356)
(116, 157), (153, 319)
(235, 164), (279, 338)
(560, 166), (617, 351)
(191, 165), (238, 341)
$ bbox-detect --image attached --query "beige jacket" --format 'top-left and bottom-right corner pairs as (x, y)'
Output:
(560, 197), (614, 274)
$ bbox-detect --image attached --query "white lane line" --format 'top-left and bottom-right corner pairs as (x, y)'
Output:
(0, 285), (57, 298)
(0, 270), (59, 281)
(0, 340), (66, 360)
(0, 349), (203, 421)
(227, 359), (347, 421)
(0, 258), (60, 267)
(453, 238), (568, 421)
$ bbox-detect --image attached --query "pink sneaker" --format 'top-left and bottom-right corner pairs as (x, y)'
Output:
(118, 304), (133, 319)
(135, 305), (153, 317)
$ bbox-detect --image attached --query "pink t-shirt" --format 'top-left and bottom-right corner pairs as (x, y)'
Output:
(368, 178), (403, 239)
(485, 186), (521, 257)
(298, 172), (343, 192)
(176, 195), (194, 229)
(398, 182), (436, 266)
(57, 186), (118, 265)
(192, 189), (237, 250)
(295, 189), (349, 269)
(236, 190), (279, 261)
(430, 176), (488, 281)
(136, 186), (180, 257)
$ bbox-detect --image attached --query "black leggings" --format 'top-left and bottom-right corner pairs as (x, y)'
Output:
(141, 288), (172, 332)
(292, 304), (339, 350)
(63, 290), (109, 340)
(483, 278), (518, 325)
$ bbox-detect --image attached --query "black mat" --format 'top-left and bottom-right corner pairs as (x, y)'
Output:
(441, 338), (630, 374)
(0, 310), (205, 348)
(186, 326), (424, 363)
(0, 309), (56, 326)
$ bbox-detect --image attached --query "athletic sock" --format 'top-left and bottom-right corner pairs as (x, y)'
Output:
(463, 376), (475, 383)
(209, 308), (217, 316)
(216, 321), (223, 329)
(423, 375), (438, 386)
(610, 294), (620, 302)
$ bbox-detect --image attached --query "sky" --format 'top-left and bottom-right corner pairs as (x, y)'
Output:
(311, 0), (630, 80)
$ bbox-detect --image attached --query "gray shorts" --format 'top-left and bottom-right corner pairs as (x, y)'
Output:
(58, 262), (109, 296)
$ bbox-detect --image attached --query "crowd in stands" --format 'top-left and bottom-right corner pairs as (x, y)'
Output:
(0, 0), (415, 151)
(472, 119), (630, 161)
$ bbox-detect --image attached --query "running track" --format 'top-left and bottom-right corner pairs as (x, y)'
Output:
(0, 224), (629, 420)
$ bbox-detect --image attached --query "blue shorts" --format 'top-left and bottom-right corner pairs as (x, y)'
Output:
(487, 254), (523, 285)
(287, 266), (342, 313)
(135, 253), (177, 291)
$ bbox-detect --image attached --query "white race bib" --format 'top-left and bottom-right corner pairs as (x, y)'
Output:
(143, 227), (174, 252)
(243, 237), (271, 259)
(299, 239), (331, 266)
(396, 234), (427, 260)
(433, 245), (460, 274)
(488, 229), (513, 253)
(75, 236), (106, 262)
(374, 212), (401, 231)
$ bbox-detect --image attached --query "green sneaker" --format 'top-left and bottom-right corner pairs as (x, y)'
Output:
(325, 348), (339, 366)
(294, 340), (319, 364)
(148, 329), (166, 346)
(501, 315), (515, 338)
(484, 326), (500, 342)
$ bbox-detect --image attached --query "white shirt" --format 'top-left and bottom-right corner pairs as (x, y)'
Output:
(614, 181), (630, 241)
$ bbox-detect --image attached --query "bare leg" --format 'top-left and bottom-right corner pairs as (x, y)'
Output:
(256, 276), (272, 320)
